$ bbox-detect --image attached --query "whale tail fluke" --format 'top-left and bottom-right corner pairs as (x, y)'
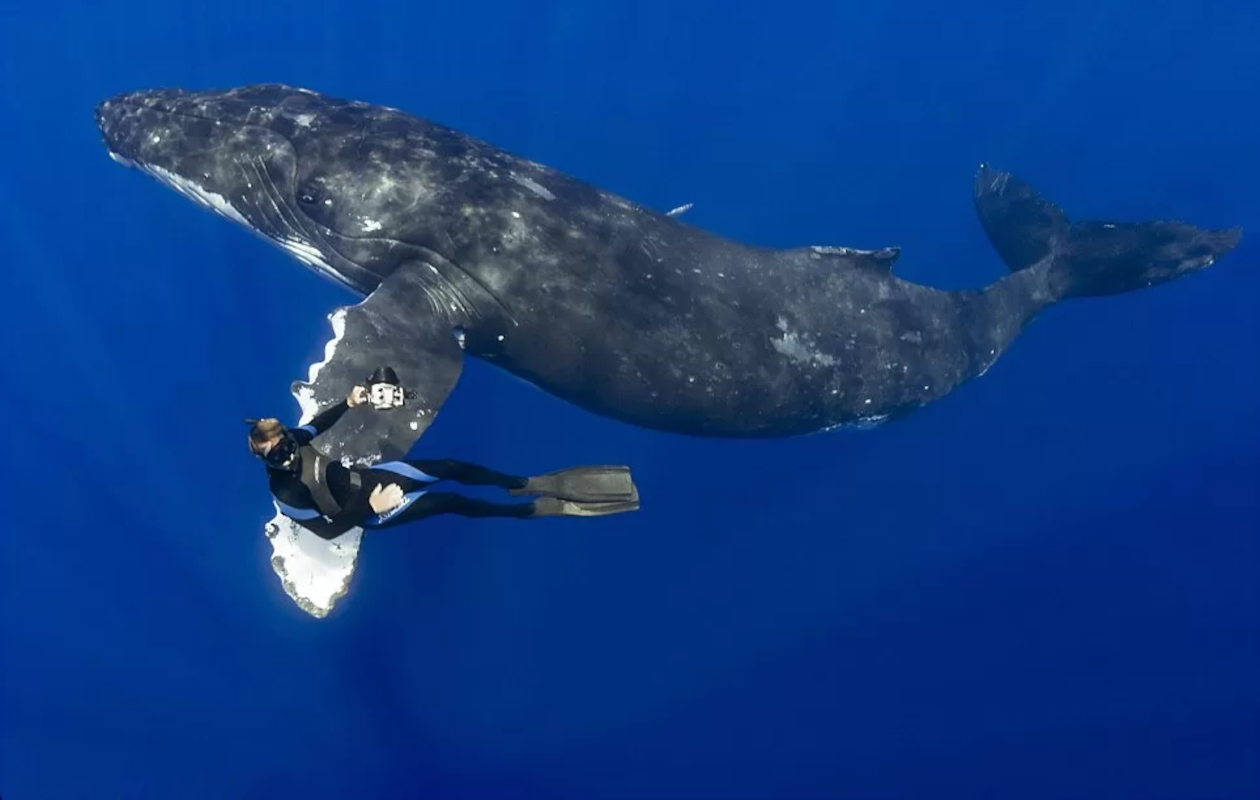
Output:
(972, 163), (1241, 302)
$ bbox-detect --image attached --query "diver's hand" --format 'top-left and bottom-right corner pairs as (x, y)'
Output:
(369, 483), (405, 513)
(346, 385), (369, 407)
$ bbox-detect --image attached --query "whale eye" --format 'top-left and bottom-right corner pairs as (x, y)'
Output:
(297, 182), (323, 206)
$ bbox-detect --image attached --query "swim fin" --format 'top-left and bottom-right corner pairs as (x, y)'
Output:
(510, 465), (637, 503)
(529, 490), (640, 518)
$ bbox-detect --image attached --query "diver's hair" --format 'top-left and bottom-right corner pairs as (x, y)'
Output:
(247, 418), (286, 455)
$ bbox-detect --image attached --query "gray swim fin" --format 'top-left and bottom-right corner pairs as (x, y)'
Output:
(510, 465), (637, 503)
(529, 489), (640, 518)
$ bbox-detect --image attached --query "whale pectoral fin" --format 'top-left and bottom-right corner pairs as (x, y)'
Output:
(267, 263), (464, 619)
(290, 261), (466, 465)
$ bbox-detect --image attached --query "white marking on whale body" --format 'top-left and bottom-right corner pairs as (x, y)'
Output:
(510, 172), (555, 200)
(977, 347), (999, 378)
(279, 237), (331, 269)
(771, 317), (839, 368)
(819, 414), (890, 434)
(273, 304), (364, 618)
(133, 157), (358, 293)
(141, 163), (250, 227)
(361, 218), (383, 232)
(278, 236), (348, 289)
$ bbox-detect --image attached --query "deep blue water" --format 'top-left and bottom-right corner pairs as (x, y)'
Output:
(2, 1), (1257, 798)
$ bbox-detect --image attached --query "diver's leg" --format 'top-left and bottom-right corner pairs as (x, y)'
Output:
(371, 492), (536, 528)
(366, 490), (640, 529)
(394, 458), (528, 490)
(358, 470), (426, 495)
(373, 459), (635, 504)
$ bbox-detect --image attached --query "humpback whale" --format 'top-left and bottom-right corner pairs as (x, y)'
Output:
(94, 84), (1241, 615)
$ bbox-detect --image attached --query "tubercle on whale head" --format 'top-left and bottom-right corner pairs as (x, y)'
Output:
(94, 84), (386, 293)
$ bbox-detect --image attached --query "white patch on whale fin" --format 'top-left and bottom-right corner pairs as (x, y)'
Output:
(266, 263), (467, 619)
(264, 507), (363, 619)
(296, 307), (348, 423)
(666, 202), (694, 218)
(806, 245), (902, 274)
(265, 305), (364, 619)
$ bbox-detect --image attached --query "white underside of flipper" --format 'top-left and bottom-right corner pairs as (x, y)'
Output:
(265, 508), (363, 618)
(264, 307), (366, 618)
(260, 264), (468, 618)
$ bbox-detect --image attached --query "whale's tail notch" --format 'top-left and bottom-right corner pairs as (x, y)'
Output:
(972, 163), (1242, 302)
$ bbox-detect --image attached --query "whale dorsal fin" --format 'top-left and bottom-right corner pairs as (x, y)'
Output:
(803, 245), (902, 273)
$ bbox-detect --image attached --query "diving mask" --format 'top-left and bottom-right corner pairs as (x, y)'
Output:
(263, 431), (301, 472)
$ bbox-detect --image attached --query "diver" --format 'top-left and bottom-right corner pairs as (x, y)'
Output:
(246, 379), (640, 540)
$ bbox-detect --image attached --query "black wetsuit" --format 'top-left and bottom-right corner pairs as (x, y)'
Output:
(268, 400), (534, 539)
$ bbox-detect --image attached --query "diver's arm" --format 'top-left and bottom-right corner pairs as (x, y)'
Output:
(292, 387), (368, 439)
(295, 400), (348, 439)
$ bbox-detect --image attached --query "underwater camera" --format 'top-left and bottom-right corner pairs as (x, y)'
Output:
(367, 366), (407, 410)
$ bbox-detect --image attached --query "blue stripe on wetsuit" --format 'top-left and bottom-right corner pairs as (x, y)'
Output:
(271, 458), (435, 527)
(363, 489), (428, 528)
(274, 497), (322, 520)
(296, 424), (317, 436)
(372, 461), (440, 483)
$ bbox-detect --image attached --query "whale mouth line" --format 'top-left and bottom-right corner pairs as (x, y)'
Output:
(131, 160), (252, 230)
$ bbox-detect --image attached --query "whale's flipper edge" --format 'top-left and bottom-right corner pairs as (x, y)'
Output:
(266, 261), (467, 618)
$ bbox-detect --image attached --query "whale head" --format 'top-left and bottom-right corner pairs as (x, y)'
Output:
(95, 84), (417, 293)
